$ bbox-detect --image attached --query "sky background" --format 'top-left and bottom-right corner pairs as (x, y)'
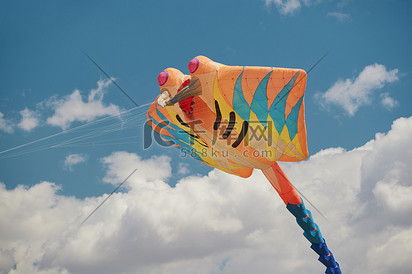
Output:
(1, 0), (411, 273)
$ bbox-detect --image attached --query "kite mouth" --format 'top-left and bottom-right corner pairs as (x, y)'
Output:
(177, 79), (195, 114)
(162, 77), (202, 113)
(178, 95), (195, 114)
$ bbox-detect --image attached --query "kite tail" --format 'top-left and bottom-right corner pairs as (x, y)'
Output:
(287, 201), (341, 273)
(262, 163), (342, 274)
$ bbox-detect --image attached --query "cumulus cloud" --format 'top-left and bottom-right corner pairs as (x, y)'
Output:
(46, 79), (121, 130)
(380, 92), (399, 110)
(317, 63), (399, 116)
(327, 11), (351, 22)
(101, 151), (172, 186)
(64, 154), (88, 171)
(264, 0), (319, 15)
(18, 108), (40, 132)
(1, 116), (412, 273)
(177, 163), (190, 175)
(0, 112), (14, 133)
(373, 162), (412, 213)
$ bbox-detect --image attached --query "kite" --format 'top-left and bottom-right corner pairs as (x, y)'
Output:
(147, 56), (341, 273)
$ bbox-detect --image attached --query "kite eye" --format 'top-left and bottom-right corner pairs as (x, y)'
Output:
(188, 58), (199, 74)
(158, 71), (169, 86)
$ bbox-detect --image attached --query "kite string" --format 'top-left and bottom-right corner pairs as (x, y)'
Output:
(293, 185), (328, 221)
(82, 51), (140, 108)
(80, 168), (138, 225)
(0, 103), (152, 158)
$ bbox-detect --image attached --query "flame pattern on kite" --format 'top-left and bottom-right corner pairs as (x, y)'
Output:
(147, 56), (341, 273)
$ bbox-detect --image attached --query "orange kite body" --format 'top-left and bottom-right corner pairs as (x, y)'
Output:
(147, 56), (341, 273)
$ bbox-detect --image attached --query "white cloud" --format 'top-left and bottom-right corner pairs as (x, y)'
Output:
(265, 0), (300, 15)
(373, 163), (412, 213)
(380, 92), (399, 109)
(18, 108), (40, 132)
(177, 163), (190, 175)
(264, 0), (320, 15)
(64, 154), (88, 171)
(1, 116), (412, 273)
(327, 11), (351, 22)
(101, 151), (172, 186)
(365, 226), (412, 273)
(317, 63), (399, 116)
(0, 112), (14, 133)
(46, 79), (121, 130)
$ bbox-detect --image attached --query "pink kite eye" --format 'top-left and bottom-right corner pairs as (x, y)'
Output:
(188, 58), (199, 74)
(158, 71), (169, 86)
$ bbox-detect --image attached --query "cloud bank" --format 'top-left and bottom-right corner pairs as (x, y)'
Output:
(317, 63), (399, 116)
(1, 116), (412, 274)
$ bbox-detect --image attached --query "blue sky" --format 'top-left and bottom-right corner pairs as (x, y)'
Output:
(1, 1), (411, 273)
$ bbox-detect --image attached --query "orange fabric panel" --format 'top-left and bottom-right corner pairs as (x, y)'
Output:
(190, 97), (215, 129)
(266, 68), (297, 108)
(262, 163), (302, 205)
(285, 70), (307, 117)
(230, 167), (253, 178)
(217, 66), (243, 107)
(297, 100), (309, 159)
(241, 66), (273, 106)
